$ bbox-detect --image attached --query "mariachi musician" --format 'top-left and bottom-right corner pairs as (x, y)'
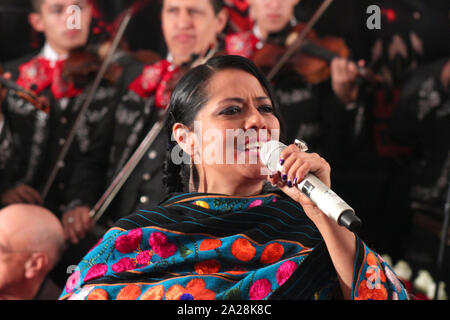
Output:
(0, 0), (117, 221)
(65, 0), (229, 244)
(225, 0), (363, 167)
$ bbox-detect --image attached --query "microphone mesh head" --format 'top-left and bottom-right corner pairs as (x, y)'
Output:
(259, 140), (286, 172)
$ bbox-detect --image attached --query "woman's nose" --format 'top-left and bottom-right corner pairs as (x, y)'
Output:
(245, 107), (267, 130)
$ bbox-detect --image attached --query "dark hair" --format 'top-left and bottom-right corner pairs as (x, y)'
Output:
(30, 0), (43, 12)
(161, 0), (225, 15)
(162, 55), (286, 194)
(210, 0), (225, 15)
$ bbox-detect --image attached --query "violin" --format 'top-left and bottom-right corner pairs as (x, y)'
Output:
(63, 0), (160, 88)
(253, 23), (382, 85)
(0, 66), (50, 113)
(252, 0), (382, 85)
(62, 40), (162, 88)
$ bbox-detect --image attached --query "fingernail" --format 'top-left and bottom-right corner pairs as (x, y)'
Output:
(282, 173), (287, 181)
(287, 180), (292, 188)
(279, 159), (285, 166)
(293, 177), (298, 185)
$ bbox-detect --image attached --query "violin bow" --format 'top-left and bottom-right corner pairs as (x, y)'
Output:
(89, 45), (219, 223)
(89, 106), (164, 223)
(40, 6), (134, 201)
(266, 0), (334, 81)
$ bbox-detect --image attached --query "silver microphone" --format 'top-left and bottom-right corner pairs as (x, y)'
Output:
(260, 140), (362, 232)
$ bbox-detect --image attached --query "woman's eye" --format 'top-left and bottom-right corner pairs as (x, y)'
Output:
(219, 106), (241, 115)
(258, 104), (274, 113)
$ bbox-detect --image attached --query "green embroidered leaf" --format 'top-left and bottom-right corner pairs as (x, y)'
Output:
(178, 242), (193, 258)
(224, 287), (242, 300)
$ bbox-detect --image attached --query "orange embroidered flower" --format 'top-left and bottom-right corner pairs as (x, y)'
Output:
(199, 239), (222, 251)
(165, 285), (186, 300)
(355, 280), (388, 300)
(260, 243), (284, 264)
(140, 285), (165, 300)
(367, 252), (378, 267)
(194, 259), (221, 274)
(185, 279), (216, 300)
(116, 284), (142, 300)
(87, 288), (109, 300)
(366, 264), (387, 283)
(231, 238), (256, 262)
(165, 279), (216, 300)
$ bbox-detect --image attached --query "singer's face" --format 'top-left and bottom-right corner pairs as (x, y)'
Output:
(162, 0), (227, 66)
(190, 68), (280, 183)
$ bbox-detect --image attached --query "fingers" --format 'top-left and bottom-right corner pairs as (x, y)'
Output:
(269, 144), (331, 189)
(19, 185), (43, 205)
(63, 207), (93, 245)
(331, 57), (361, 105)
(332, 58), (359, 82)
(1, 184), (42, 205)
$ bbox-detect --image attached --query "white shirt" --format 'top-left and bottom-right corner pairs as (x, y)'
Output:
(40, 43), (70, 108)
(40, 42), (68, 67)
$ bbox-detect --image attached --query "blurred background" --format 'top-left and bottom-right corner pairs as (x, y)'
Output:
(1, 0), (449, 299)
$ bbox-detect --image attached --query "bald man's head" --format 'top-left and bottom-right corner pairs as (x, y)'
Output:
(0, 204), (65, 270)
(0, 204), (65, 299)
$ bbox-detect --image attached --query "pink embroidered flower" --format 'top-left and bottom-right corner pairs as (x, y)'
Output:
(249, 279), (272, 300)
(272, 197), (277, 203)
(136, 250), (153, 266)
(149, 232), (177, 258)
(115, 228), (143, 254)
(276, 261), (298, 286)
(65, 270), (81, 293)
(111, 258), (137, 273)
(84, 263), (108, 282)
(249, 199), (263, 208)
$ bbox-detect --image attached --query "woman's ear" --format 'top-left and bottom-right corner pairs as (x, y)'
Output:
(28, 12), (45, 33)
(172, 123), (195, 157)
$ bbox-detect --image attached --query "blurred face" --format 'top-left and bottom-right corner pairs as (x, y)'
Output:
(29, 0), (92, 55)
(248, 0), (299, 38)
(182, 69), (280, 189)
(162, 0), (227, 66)
(0, 228), (28, 295)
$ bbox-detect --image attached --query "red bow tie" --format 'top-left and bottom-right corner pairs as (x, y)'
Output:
(17, 57), (82, 100)
(128, 60), (179, 109)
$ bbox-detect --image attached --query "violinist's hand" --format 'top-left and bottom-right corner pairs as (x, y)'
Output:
(62, 206), (94, 245)
(330, 58), (364, 105)
(266, 144), (331, 225)
(1, 184), (43, 206)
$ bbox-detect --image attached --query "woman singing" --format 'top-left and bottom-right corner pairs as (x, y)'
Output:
(60, 55), (408, 300)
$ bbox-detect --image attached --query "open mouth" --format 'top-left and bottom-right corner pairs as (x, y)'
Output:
(236, 138), (269, 153)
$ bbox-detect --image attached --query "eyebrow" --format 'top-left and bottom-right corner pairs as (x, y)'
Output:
(217, 96), (271, 105)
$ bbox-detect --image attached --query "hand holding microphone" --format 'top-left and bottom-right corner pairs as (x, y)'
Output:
(260, 140), (362, 232)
